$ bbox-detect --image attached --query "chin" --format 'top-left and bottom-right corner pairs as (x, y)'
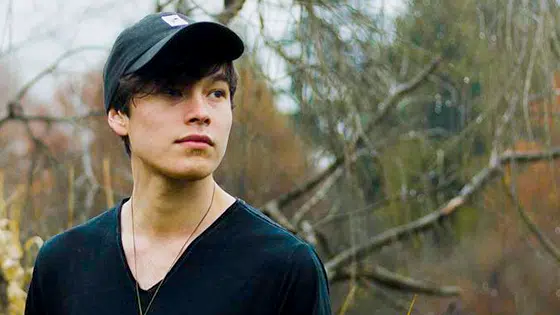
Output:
(160, 160), (217, 181)
(167, 169), (213, 181)
(134, 149), (223, 181)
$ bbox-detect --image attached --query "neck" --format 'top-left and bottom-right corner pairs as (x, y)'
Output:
(123, 161), (234, 238)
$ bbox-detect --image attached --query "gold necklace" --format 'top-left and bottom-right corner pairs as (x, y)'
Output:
(130, 183), (216, 315)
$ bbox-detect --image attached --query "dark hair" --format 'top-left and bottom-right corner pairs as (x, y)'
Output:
(110, 58), (239, 156)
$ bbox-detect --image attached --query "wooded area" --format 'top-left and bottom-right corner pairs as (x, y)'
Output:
(1, 0), (560, 314)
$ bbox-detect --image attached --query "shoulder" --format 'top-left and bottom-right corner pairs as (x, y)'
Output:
(230, 200), (326, 271)
(34, 202), (119, 269)
(233, 199), (310, 251)
(231, 201), (332, 313)
(277, 241), (332, 314)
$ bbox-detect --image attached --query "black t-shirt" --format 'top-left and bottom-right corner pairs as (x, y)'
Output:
(25, 198), (332, 315)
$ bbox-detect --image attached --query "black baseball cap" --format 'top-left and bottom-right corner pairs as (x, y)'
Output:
(103, 12), (244, 113)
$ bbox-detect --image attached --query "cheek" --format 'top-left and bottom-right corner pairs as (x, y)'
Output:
(135, 102), (179, 129)
(129, 111), (174, 146)
(212, 110), (232, 157)
(217, 111), (233, 139)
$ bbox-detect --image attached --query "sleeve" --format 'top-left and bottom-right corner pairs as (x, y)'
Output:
(278, 243), (332, 315)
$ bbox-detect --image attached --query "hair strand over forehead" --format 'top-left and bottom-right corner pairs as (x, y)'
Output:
(110, 59), (239, 156)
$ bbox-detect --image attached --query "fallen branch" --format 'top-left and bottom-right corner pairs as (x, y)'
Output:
(333, 266), (461, 297)
(360, 280), (426, 315)
(325, 147), (560, 278)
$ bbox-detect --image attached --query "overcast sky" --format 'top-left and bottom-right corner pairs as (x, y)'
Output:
(0, 0), (405, 113)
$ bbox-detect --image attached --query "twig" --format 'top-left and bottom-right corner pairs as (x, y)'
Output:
(360, 280), (425, 315)
(506, 0), (514, 51)
(216, 0), (247, 25)
(103, 156), (115, 208)
(270, 156), (344, 210)
(22, 139), (40, 220)
(504, 180), (560, 265)
(67, 164), (75, 229)
(256, 59), (441, 254)
(359, 267), (461, 296)
(155, 0), (176, 12)
(263, 58), (440, 214)
(261, 199), (296, 232)
(521, 10), (542, 142)
(363, 57), (442, 137)
(334, 267), (461, 297)
(0, 170), (4, 218)
(260, 152), (361, 244)
(407, 294), (417, 315)
(292, 167), (343, 227)
(0, 111), (104, 129)
(337, 284), (357, 315)
(312, 176), (459, 229)
(12, 46), (105, 103)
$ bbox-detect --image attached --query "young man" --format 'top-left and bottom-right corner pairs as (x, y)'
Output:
(25, 11), (332, 315)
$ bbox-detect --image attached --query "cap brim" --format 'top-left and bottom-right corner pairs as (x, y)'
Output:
(125, 21), (244, 75)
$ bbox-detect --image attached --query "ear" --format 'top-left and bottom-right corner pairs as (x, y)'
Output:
(107, 108), (129, 137)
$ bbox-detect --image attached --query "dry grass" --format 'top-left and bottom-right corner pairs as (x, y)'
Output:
(0, 169), (43, 314)
(406, 294), (417, 315)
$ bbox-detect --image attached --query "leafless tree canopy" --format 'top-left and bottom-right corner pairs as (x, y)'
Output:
(1, 0), (560, 314)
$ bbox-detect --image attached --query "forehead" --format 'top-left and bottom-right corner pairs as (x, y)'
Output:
(157, 60), (230, 80)
(202, 68), (229, 83)
(164, 66), (231, 91)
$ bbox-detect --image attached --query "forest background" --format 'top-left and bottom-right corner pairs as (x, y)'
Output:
(1, 0), (560, 314)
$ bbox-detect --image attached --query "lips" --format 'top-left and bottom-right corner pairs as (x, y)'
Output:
(175, 134), (214, 146)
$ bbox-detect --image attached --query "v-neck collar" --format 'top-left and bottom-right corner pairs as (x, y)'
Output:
(114, 197), (240, 293)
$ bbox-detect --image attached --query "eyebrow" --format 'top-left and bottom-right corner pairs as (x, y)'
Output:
(207, 72), (229, 85)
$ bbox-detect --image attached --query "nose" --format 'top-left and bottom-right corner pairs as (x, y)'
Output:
(183, 94), (211, 126)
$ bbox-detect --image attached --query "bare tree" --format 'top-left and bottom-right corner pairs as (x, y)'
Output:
(2, 0), (560, 314)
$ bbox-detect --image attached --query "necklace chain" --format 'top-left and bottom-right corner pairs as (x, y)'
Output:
(131, 184), (216, 315)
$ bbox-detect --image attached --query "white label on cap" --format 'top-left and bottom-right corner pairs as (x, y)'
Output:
(161, 15), (189, 27)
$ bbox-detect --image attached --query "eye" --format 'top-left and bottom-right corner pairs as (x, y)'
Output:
(209, 90), (227, 99)
(162, 88), (183, 98)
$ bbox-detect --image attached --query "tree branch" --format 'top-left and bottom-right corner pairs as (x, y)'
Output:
(259, 151), (362, 237)
(333, 266), (462, 297)
(292, 167), (343, 227)
(262, 58), (441, 215)
(261, 199), (296, 232)
(504, 180), (560, 265)
(155, 0), (176, 12)
(325, 147), (560, 278)
(254, 58), (442, 253)
(363, 57), (442, 136)
(276, 156), (345, 211)
(259, 155), (348, 233)
(359, 280), (427, 315)
(0, 111), (104, 129)
(1, 46), (105, 130)
(12, 46), (106, 104)
(216, 0), (247, 25)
